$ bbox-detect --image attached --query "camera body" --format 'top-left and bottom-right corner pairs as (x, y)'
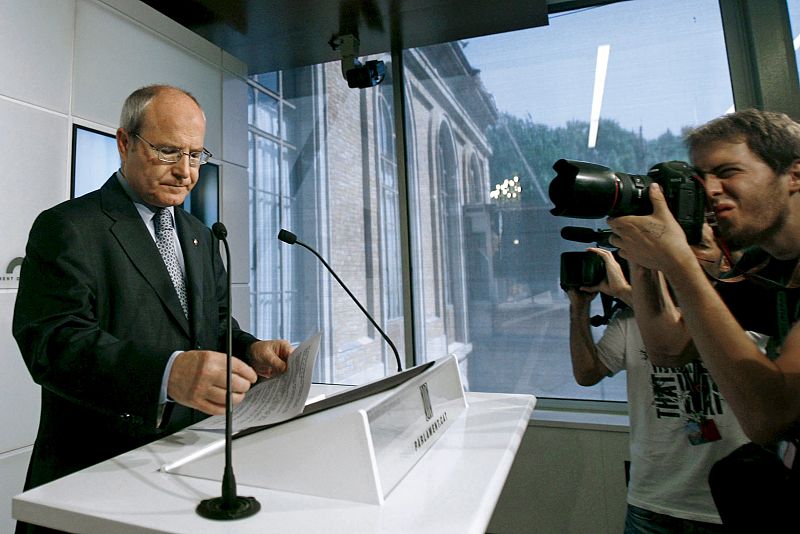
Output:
(560, 251), (606, 290)
(560, 249), (629, 326)
(549, 159), (705, 244)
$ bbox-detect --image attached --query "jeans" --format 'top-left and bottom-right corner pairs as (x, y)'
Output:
(624, 505), (726, 534)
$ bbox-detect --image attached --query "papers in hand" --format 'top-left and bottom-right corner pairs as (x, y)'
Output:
(192, 331), (322, 433)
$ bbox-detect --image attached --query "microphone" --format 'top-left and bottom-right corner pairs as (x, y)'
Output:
(197, 222), (261, 520)
(560, 226), (613, 247)
(211, 221), (228, 240)
(277, 229), (403, 373)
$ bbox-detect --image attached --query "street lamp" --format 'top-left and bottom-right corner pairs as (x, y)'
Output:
(489, 175), (522, 200)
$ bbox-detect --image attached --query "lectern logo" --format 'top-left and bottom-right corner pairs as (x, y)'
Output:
(1, 256), (23, 289)
(420, 382), (433, 421)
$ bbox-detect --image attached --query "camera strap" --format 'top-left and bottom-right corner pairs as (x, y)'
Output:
(714, 248), (800, 355)
(729, 250), (800, 290)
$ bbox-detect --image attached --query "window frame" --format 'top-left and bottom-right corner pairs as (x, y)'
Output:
(247, 0), (799, 412)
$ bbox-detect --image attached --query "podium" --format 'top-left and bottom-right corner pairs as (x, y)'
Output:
(164, 355), (468, 504)
(13, 357), (536, 533)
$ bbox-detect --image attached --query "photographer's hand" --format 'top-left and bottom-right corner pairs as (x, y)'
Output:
(583, 247), (632, 306)
(607, 185), (697, 278)
(566, 286), (596, 309)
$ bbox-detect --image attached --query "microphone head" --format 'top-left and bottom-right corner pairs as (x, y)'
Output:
(560, 226), (599, 243)
(211, 222), (228, 240)
(278, 229), (297, 245)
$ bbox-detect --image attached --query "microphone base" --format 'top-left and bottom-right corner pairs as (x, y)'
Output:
(196, 495), (261, 520)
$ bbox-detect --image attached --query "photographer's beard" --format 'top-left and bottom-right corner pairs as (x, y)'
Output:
(716, 201), (790, 253)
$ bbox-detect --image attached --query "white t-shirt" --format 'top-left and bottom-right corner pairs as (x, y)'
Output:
(595, 308), (751, 523)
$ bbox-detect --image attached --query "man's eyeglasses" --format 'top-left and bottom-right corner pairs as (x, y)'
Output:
(134, 133), (212, 167)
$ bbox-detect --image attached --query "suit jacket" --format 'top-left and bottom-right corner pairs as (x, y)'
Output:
(13, 175), (257, 490)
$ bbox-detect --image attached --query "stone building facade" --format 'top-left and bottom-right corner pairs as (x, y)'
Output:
(248, 41), (497, 385)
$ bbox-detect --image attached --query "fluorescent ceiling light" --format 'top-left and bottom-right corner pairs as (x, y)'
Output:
(588, 44), (610, 149)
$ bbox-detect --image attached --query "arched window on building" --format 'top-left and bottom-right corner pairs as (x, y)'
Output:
(467, 152), (484, 204)
(436, 121), (467, 345)
(377, 93), (403, 322)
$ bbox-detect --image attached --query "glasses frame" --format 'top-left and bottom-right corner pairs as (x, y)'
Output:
(133, 133), (212, 167)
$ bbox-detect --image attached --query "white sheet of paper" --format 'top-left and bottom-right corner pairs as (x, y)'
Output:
(192, 331), (322, 433)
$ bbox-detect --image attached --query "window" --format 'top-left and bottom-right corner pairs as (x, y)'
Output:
(405, 0), (733, 401)
(249, 59), (401, 384)
(249, 0), (738, 404)
(377, 91), (403, 322)
(436, 121), (468, 347)
(790, 0), (800, 82)
(248, 71), (308, 356)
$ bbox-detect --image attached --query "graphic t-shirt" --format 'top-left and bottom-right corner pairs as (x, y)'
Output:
(595, 308), (751, 523)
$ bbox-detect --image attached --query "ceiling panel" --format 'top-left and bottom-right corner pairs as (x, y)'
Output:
(141, 0), (549, 74)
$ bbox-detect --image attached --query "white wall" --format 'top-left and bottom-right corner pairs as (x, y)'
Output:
(0, 1), (250, 531)
(490, 418), (630, 534)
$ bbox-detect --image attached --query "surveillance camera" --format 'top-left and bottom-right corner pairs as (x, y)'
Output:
(345, 59), (386, 89)
(332, 34), (386, 89)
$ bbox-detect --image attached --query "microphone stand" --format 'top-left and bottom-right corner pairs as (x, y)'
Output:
(197, 222), (261, 520)
(278, 229), (403, 373)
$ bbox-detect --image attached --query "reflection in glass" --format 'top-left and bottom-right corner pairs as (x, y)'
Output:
(247, 0), (734, 403)
(422, 0), (733, 401)
(249, 59), (401, 385)
(789, 0), (800, 82)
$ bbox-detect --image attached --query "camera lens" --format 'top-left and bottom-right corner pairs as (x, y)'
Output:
(549, 158), (705, 244)
(549, 159), (652, 219)
(549, 159), (621, 218)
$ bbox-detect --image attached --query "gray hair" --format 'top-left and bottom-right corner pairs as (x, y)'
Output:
(686, 108), (800, 175)
(119, 84), (202, 135)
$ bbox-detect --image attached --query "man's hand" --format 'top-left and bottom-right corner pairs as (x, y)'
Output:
(582, 247), (633, 305)
(566, 286), (596, 306)
(607, 185), (696, 277)
(247, 339), (293, 378)
(168, 350), (257, 415)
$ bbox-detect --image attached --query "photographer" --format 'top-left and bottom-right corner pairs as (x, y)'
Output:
(566, 247), (747, 532)
(607, 109), (800, 528)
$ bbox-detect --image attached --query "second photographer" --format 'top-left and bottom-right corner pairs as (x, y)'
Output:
(565, 244), (747, 533)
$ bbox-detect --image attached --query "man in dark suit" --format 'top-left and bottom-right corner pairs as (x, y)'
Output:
(13, 85), (292, 532)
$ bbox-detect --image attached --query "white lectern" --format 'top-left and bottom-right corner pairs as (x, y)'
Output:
(13, 357), (535, 534)
(165, 354), (468, 504)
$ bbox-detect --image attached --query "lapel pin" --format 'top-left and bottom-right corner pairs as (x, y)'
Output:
(193, 238), (198, 246)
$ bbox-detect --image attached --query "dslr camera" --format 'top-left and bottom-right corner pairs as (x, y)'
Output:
(548, 159), (706, 244)
(558, 228), (630, 326)
(558, 227), (615, 290)
(560, 247), (629, 327)
(560, 251), (606, 290)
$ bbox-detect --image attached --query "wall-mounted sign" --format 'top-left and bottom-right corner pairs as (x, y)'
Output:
(1, 256), (23, 290)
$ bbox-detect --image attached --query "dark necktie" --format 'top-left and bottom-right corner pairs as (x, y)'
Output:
(154, 208), (188, 318)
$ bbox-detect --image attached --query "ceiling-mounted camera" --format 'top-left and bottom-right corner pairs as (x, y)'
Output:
(330, 34), (386, 89)
(345, 59), (386, 89)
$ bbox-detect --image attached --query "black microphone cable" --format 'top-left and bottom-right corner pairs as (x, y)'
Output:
(278, 229), (403, 373)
